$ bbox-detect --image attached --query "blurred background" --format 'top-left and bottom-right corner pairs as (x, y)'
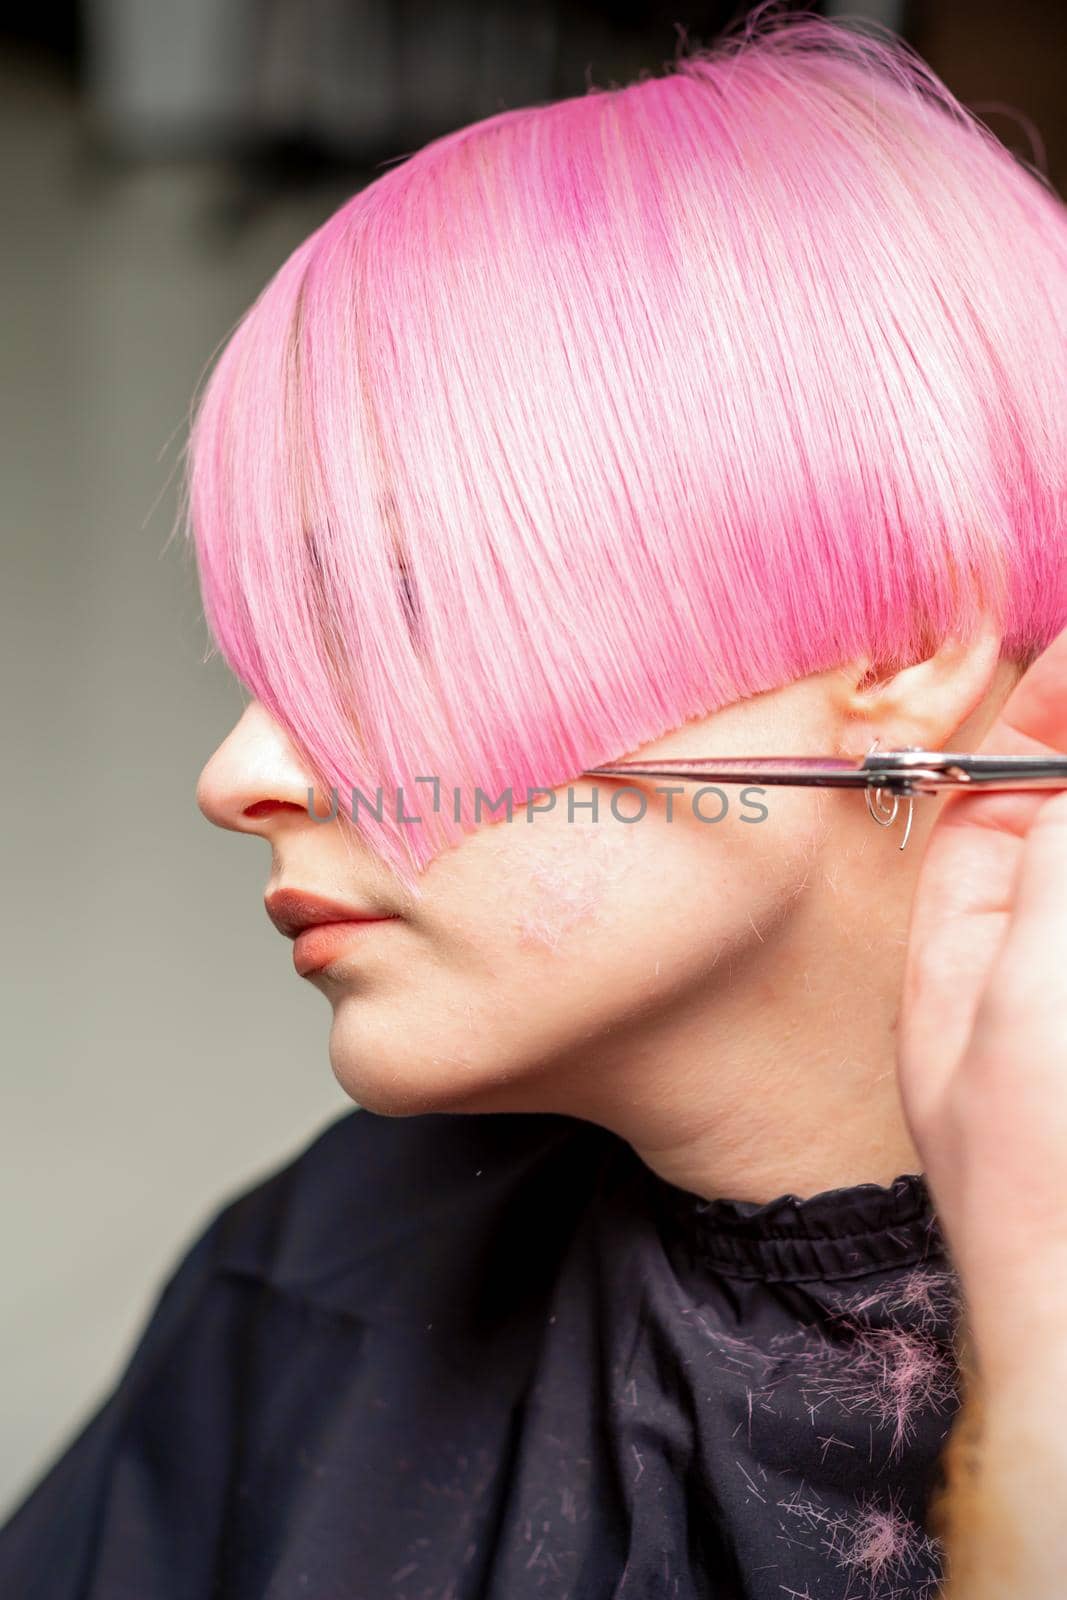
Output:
(2, 0), (1065, 1520)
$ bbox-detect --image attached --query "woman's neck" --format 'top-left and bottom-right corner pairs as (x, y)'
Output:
(561, 851), (924, 1205)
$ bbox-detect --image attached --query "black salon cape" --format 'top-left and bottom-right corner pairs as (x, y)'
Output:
(0, 1108), (962, 1600)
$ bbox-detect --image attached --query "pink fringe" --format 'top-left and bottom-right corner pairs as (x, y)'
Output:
(182, 4), (1067, 889)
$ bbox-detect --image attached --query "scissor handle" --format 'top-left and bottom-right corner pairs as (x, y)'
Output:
(862, 750), (1067, 794)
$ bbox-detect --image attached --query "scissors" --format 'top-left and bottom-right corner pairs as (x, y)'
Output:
(581, 747), (1067, 850)
(582, 748), (1067, 795)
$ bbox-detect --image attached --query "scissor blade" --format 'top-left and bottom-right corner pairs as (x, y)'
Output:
(582, 757), (866, 787)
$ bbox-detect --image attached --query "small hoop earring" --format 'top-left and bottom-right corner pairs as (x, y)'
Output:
(864, 739), (914, 851)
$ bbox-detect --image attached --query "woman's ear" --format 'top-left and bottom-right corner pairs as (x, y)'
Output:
(832, 613), (1008, 759)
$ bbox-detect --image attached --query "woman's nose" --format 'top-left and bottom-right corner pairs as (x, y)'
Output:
(196, 700), (317, 836)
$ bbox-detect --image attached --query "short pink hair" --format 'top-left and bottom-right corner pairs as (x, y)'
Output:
(183, 7), (1067, 890)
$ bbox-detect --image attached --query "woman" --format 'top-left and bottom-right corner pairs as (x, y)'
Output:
(2, 7), (1066, 1596)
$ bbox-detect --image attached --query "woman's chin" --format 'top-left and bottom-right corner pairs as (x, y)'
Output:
(327, 1033), (529, 1119)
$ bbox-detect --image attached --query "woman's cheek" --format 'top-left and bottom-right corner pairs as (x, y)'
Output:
(509, 821), (639, 953)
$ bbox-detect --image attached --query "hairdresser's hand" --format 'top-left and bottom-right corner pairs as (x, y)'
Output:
(897, 624), (1067, 1385)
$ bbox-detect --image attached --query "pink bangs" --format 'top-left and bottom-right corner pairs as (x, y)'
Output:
(183, 8), (1067, 891)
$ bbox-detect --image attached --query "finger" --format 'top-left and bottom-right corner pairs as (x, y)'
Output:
(901, 628), (1067, 946)
(898, 802), (1019, 1130)
(896, 626), (1067, 1135)
(979, 623), (1067, 756)
(934, 624), (1067, 837)
(985, 789), (1067, 1022)
(899, 788), (1067, 1135)
(952, 794), (1067, 1260)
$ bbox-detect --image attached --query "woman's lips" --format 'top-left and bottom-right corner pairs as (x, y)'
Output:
(264, 888), (401, 976)
(292, 918), (399, 976)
